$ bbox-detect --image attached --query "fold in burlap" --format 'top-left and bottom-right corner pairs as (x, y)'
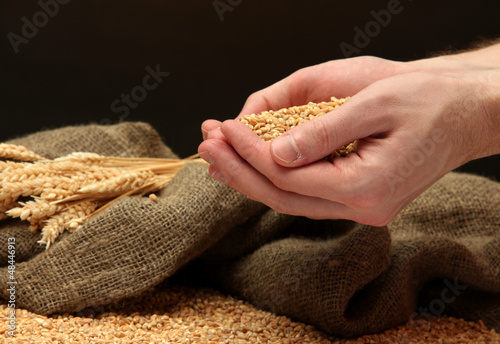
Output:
(1, 122), (499, 337)
(198, 173), (500, 336)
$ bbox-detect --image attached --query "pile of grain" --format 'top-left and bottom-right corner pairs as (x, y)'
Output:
(1, 284), (497, 343)
(238, 97), (356, 158)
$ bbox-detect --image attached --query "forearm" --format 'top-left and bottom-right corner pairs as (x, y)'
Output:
(479, 70), (500, 158)
(408, 38), (500, 72)
(449, 69), (500, 165)
(403, 39), (500, 160)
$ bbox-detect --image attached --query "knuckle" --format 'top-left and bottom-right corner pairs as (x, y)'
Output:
(224, 159), (243, 177)
(268, 173), (295, 193)
(234, 136), (261, 163)
(265, 192), (302, 217)
(206, 128), (223, 140)
(356, 55), (380, 65)
(315, 119), (334, 148)
(269, 202), (289, 215)
(265, 197), (289, 215)
(245, 91), (261, 105)
(294, 118), (334, 160)
(364, 88), (396, 109)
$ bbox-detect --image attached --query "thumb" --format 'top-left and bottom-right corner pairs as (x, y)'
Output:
(270, 98), (381, 167)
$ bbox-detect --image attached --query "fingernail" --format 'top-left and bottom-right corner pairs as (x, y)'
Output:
(210, 169), (228, 184)
(199, 151), (215, 165)
(271, 134), (301, 163)
(201, 127), (209, 140)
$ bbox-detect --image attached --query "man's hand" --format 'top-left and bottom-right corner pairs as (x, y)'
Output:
(199, 49), (500, 226)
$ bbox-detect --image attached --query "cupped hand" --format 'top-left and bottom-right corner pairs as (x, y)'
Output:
(199, 59), (498, 226)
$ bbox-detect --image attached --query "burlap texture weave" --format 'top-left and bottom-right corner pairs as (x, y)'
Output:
(1, 122), (499, 337)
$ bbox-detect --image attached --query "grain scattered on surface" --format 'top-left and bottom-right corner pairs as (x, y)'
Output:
(1, 284), (498, 344)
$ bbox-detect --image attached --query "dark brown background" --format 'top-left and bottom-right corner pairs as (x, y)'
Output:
(0, 0), (499, 179)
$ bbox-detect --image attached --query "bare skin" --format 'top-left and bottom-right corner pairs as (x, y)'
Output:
(198, 41), (500, 226)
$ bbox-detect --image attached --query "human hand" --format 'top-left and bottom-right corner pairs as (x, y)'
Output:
(201, 56), (407, 146)
(199, 58), (500, 226)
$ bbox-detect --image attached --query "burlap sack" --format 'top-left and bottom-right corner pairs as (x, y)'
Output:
(197, 173), (500, 336)
(1, 122), (499, 337)
(0, 122), (266, 314)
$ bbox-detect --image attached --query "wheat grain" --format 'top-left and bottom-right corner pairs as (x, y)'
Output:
(1, 285), (497, 343)
(0, 202), (19, 221)
(0, 146), (200, 249)
(38, 201), (98, 249)
(239, 97), (356, 158)
(0, 143), (45, 161)
(7, 199), (65, 221)
(0, 175), (69, 202)
(54, 152), (107, 165)
(0, 160), (28, 172)
(77, 170), (157, 195)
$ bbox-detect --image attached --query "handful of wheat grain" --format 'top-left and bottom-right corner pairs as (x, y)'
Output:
(0, 143), (200, 249)
(238, 96), (356, 159)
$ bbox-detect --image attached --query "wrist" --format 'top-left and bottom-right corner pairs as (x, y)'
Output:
(479, 71), (500, 157)
(407, 41), (500, 73)
(458, 70), (500, 162)
(407, 55), (489, 74)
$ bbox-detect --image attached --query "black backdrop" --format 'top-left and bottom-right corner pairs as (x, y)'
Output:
(1, 0), (499, 179)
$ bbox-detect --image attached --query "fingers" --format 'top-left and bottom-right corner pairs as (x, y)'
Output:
(237, 62), (345, 118)
(219, 120), (388, 207)
(201, 119), (229, 143)
(238, 78), (295, 118)
(198, 120), (410, 226)
(237, 57), (405, 119)
(201, 119), (221, 139)
(197, 138), (354, 220)
(269, 93), (395, 167)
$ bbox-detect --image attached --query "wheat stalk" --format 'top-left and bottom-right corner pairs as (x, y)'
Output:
(0, 143), (45, 162)
(1, 99), (354, 249)
(0, 144), (201, 249)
